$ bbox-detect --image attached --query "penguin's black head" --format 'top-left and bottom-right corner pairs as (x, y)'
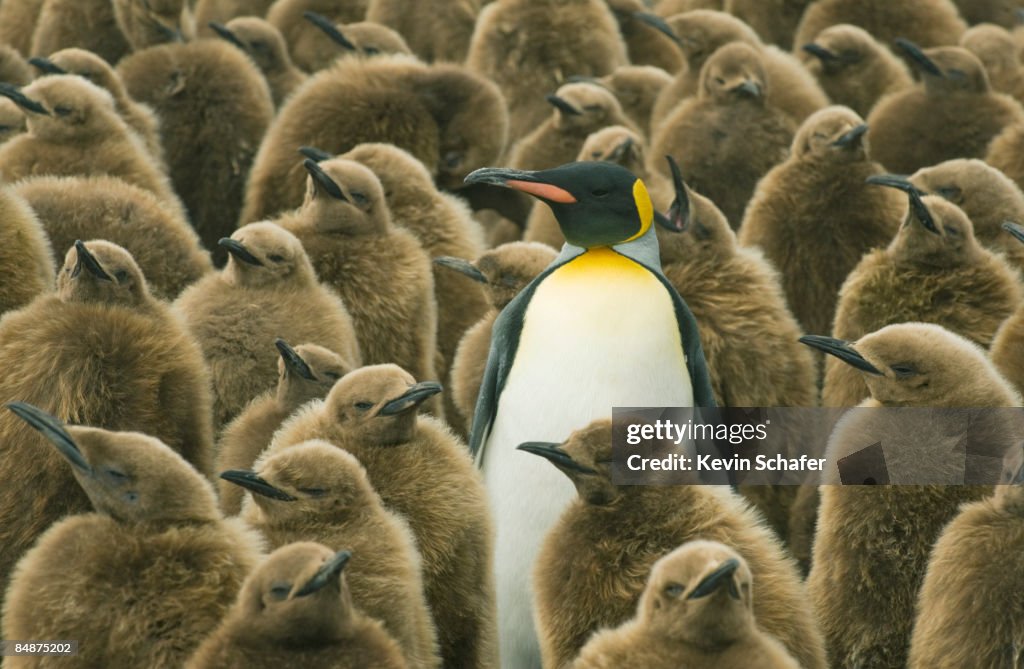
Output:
(464, 161), (654, 248)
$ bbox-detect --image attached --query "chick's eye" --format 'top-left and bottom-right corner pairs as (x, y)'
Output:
(54, 106), (72, 117)
(114, 269), (129, 282)
(664, 583), (685, 598)
(355, 401), (374, 410)
(890, 364), (917, 378)
(363, 46), (381, 55)
(944, 226), (960, 237)
(298, 487), (327, 497)
(269, 583), (291, 601)
(267, 254), (285, 263)
(324, 372), (342, 380)
(583, 104), (602, 112)
(714, 77), (725, 85)
(350, 191), (369, 206)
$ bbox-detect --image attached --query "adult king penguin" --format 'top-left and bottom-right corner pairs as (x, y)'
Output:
(463, 161), (716, 668)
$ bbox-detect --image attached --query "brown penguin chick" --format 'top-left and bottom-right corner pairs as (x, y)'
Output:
(799, 24), (914, 118)
(29, 0), (130, 66)
(265, 0), (370, 72)
(650, 10), (828, 128)
(275, 12), (412, 74)
(661, 171), (816, 410)
(825, 190), (1022, 407)
(442, 242), (558, 433)
(604, 0), (684, 73)
(0, 98), (25, 144)
(801, 323), (1021, 669)
(0, 76), (184, 215)
(0, 241), (215, 602)
(523, 419), (826, 669)
(240, 54), (507, 223)
(0, 186), (53, 318)
(509, 80), (640, 172)
(2, 404), (264, 669)
(112, 0), (193, 52)
(227, 441), (441, 668)
(723, 0), (814, 51)
(961, 23), (1024, 102)
(650, 42), (798, 227)
(117, 39), (275, 264)
(525, 124), (660, 250)
(30, 47), (166, 169)
(216, 341), (350, 516)
(339, 142), (488, 388)
(210, 17), (306, 108)
(867, 42), (1024, 175)
(173, 221), (360, 429)
(185, 542), (409, 669)
(574, 65), (674, 139)
(465, 0), (628, 145)
(793, 0), (968, 53)
(195, 0), (277, 36)
(366, 0), (481, 63)
(907, 460), (1024, 669)
(738, 106), (904, 337)
(267, 364), (498, 669)
(571, 541), (801, 669)
(0, 0), (45, 56)
(907, 158), (1024, 269)
(274, 159), (439, 399)
(990, 222), (1024, 396)
(0, 44), (31, 86)
(13, 175), (211, 300)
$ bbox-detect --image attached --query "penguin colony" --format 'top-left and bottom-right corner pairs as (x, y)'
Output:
(5, 2), (1024, 668)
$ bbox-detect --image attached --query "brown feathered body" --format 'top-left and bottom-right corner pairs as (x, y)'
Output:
(185, 541), (409, 669)
(739, 106), (904, 337)
(174, 222), (360, 429)
(3, 425), (262, 669)
(793, 0), (968, 51)
(723, 0), (813, 50)
(14, 175), (211, 300)
(195, 0), (277, 31)
(118, 40), (274, 263)
(0, 0), (44, 55)
(592, 66), (673, 139)
(799, 24), (914, 118)
(241, 55), (507, 224)
(30, 0), (129, 65)
(0, 241), (214, 604)
(465, 0), (627, 145)
(651, 43), (797, 227)
(0, 187), (53, 318)
(961, 24), (1024, 103)
(651, 11), (828, 127)
(0, 44), (31, 86)
(825, 197), (1021, 407)
(239, 442), (439, 669)
(531, 421), (826, 669)
(605, 0), (682, 73)
(908, 485), (1024, 669)
(213, 17), (306, 109)
(269, 364), (498, 669)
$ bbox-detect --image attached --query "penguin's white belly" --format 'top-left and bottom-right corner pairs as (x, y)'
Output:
(483, 249), (692, 668)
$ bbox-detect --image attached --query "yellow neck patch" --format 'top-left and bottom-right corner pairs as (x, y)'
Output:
(624, 179), (654, 243)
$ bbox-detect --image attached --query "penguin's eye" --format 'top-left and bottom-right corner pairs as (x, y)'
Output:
(54, 105), (72, 117)
(267, 254), (285, 263)
(269, 583), (291, 601)
(363, 46), (381, 55)
(664, 583), (685, 598)
(935, 186), (962, 202)
(114, 269), (129, 283)
(583, 104), (602, 112)
(592, 187), (610, 198)
(943, 226), (960, 237)
(714, 77), (725, 85)
(354, 401), (374, 411)
(350, 191), (369, 207)
(443, 151), (463, 170)
(890, 364), (918, 378)
(324, 372), (342, 380)
(298, 487), (327, 497)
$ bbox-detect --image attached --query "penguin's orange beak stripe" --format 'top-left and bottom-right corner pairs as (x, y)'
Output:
(506, 180), (578, 203)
